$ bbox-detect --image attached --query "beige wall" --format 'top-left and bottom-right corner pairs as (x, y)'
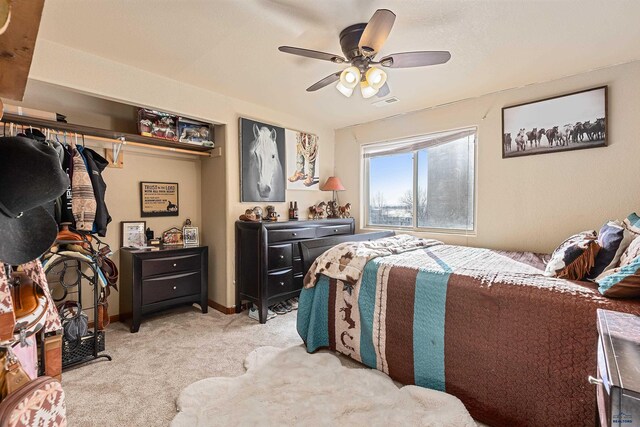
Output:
(335, 60), (640, 254)
(19, 40), (335, 311)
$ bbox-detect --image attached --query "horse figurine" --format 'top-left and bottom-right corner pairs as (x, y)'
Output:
(308, 202), (326, 220)
(244, 124), (284, 201)
(339, 203), (352, 218)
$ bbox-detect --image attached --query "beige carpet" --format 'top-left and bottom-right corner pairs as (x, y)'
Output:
(62, 306), (303, 426)
(62, 305), (488, 426)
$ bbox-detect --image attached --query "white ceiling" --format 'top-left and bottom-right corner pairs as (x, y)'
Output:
(37, 0), (640, 129)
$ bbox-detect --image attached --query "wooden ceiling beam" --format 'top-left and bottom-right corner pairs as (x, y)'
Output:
(0, 0), (45, 101)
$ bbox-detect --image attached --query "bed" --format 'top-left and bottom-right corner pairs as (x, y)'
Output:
(296, 235), (640, 427)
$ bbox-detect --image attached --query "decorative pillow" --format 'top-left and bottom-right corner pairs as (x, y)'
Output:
(596, 241), (640, 298)
(587, 221), (634, 280)
(624, 213), (640, 234)
(545, 231), (600, 280)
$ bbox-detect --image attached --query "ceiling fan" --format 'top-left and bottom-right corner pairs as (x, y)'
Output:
(278, 9), (451, 99)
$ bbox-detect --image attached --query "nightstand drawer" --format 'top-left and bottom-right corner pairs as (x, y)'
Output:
(316, 224), (352, 237)
(142, 271), (200, 305)
(141, 254), (201, 277)
(268, 243), (292, 270)
(267, 269), (295, 296)
(269, 227), (316, 243)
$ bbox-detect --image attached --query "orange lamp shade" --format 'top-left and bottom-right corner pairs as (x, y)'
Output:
(321, 176), (345, 191)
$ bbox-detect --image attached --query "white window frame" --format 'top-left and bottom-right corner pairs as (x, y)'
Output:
(361, 127), (477, 235)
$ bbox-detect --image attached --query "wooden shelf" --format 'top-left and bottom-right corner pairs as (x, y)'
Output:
(1, 113), (213, 154)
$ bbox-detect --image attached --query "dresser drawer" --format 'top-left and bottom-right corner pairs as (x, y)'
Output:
(268, 244), (292, 271)
(141, 253), (201, 277)
(316, 224), (352, 237)
(293, 257), (303, 274)
(267, 269), (296, 296)
(269, 227), (316, 243)
(142, 271), (201, 305)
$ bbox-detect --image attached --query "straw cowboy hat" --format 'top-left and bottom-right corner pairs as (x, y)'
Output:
(0, 136), (69, 265)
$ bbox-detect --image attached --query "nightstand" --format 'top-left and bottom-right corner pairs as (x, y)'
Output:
(591, 309), (640, 427)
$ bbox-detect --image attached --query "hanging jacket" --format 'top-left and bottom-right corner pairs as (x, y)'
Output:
(80, 147), (111, 237)
(58, 145), (75, 225)
(70, 144), (96, 231)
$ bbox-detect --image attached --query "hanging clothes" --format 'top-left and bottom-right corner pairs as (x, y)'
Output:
(57, 144), (75, 226)
(79, 147), (111, 237)
(70, 141), (96, 231)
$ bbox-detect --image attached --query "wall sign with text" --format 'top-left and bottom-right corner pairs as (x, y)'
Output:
(140, 182), (179, 217)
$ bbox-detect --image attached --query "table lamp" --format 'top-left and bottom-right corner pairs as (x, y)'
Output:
(321, 176), (345, 205)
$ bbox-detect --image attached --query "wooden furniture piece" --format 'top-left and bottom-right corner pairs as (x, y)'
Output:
(235, 219), (355, 323)
(299, 231), (395, 273)
(119, 246), (208, 333)
(591, 309), (640, 427)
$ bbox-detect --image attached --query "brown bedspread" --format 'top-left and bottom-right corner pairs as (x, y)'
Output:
(297, 243), (640, 427)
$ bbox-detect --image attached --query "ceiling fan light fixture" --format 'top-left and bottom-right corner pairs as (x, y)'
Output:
(336, 81), (354, 97)
(366, 67), (387, 90)
(340, 66), (361, 87)
(360, 81), (378, 99)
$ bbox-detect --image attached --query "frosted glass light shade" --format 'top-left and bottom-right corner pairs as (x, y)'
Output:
(340, 67), (361, 88)
(360, 81), (378, 99)
(365, 67), (387, 90)
(336, 82), (354, 97)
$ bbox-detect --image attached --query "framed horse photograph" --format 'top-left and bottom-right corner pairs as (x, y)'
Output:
(502, 86), (607, 159)
(240, 117), (286, 202)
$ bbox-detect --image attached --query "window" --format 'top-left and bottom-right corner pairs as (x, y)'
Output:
(364, 128), (476, 232)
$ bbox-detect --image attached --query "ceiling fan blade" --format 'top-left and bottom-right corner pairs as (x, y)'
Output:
(307, 72), (341, 92)
(359, 9), (396, 55)
(376, 82), (390, 98)
(279, 46), (346, 63)
(379, 51), (451, 68)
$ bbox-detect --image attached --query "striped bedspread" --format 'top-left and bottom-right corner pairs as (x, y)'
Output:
(297, 243), (640, 427)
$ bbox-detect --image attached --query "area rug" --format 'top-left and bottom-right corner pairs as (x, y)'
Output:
(172, 345), (476, 426)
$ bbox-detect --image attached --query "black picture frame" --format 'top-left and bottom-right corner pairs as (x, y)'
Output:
(239, 117), (286, 202)
(140, 181), (179, 217)
(502, 86), (607, 159)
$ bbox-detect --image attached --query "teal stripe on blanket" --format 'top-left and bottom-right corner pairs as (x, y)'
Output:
(297, 276), (330, 352)
(358, 259), (381, 369)
(413, 266), (451, 391)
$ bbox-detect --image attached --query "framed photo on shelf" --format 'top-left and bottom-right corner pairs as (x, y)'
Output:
(162, 227), (184, 246)
(121, 221), (146, 248)
(183, 226), (199, 247)
(140, 182), (179, 217)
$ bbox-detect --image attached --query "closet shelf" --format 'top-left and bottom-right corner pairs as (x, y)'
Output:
(1, 113), (213, 156)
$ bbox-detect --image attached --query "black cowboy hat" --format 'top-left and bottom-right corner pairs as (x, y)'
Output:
(0, 136), (69, 265)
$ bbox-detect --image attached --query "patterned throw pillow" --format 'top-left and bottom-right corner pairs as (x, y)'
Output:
(624, 212), (640, 234)
(596, 237), (640, 298)
(587, 221), (634, 280)
(545, 231), (600, 280)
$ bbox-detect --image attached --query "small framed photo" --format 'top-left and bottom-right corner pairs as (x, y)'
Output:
(162, 227), (184, 246)
(121, 221), (146, 248)
(140, 182), (179, 217)
(183, 226), (199, 247)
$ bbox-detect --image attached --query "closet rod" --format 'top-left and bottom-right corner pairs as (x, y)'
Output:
(41, 128), (211, 157)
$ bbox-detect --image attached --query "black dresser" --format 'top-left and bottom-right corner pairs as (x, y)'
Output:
(235, 219), (355, 323)
(591, 309), (640, 427)
(119, 246), (208, 332)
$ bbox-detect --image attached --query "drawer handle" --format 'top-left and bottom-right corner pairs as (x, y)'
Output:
(334, 229), (338, 232)
(587, 375), (603, 386)
(279, 255), (284, 259)
(292, 233), (297, 236)
(173, 263), (177, 267)
(173, 286), (177, 290)
(279, 281), (285, 286)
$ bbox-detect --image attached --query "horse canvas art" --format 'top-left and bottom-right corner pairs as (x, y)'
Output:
(502, 86), (607, 158)
(240, 118), (286, 202)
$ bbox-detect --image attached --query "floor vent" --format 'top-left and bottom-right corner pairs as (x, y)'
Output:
(372, 97), (399, 107)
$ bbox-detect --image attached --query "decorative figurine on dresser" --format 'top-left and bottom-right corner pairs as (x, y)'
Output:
(235, 218), (355, 323)
(119, 246), (208, 332)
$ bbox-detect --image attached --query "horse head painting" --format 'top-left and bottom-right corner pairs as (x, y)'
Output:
(242, 120), (285, 202)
